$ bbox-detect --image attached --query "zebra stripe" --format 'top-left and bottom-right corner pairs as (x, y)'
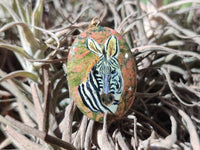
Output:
(86, 81), (105, 113)
(78, 69), (114, 113)
(78, 83), (99, 112)
(89, 67), (99, 91)
(78, 35), (124, 114)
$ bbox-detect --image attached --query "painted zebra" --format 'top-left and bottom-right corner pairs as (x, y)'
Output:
(78, 35), (124, 114)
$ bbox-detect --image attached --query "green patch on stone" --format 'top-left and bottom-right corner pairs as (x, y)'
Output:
(67, 70), (84, 87)
(67, 43), (97, 88)
(98, 117), (103, 122)
(92, 112), (98, 119)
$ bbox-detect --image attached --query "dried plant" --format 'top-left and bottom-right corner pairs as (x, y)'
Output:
(0, 0), (200, 150)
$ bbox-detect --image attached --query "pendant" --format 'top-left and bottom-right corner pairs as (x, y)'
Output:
(67, 18), (137, 122)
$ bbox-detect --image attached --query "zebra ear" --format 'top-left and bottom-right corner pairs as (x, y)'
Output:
(86, 38), (102, 56)
(104, 35), (120, 58)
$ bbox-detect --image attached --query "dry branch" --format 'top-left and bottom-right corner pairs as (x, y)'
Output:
(5, 115), (77, 150)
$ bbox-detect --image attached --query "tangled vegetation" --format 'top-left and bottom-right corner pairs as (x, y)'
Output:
(0, 0), (200, 149)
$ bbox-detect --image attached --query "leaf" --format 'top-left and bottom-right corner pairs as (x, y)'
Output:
(178, 109), (200, 150)
(0, 0), (20, 21)
(0, 70), (38, 83)
(0, 21), (25, 32)
(0, 43), (32, 59)
(17, 22), (42, 56)
(0, 1), (43, 56)
(25, 1), (32, 24)
(32, 0), (43, 39)
(0, 21), (48, 58)
(0, 70), (35, 113)
(15, 0), (27, 23)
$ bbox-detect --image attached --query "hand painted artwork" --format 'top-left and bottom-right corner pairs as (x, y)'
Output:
(78, 35), (123, 114)
(67, 26), (136, 122)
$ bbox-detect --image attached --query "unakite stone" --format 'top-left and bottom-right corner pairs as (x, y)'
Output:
(67, 26), (136, 122)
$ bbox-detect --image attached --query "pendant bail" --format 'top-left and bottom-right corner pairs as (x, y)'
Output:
(88, 17), (101, 28)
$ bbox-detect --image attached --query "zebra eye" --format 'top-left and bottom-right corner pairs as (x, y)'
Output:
(111, 70), (116, 74)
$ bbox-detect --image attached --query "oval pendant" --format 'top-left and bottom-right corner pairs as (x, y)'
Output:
(67, 26), (137, 122)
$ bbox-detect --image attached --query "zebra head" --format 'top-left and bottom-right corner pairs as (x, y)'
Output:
(78, 35), (124, 114)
